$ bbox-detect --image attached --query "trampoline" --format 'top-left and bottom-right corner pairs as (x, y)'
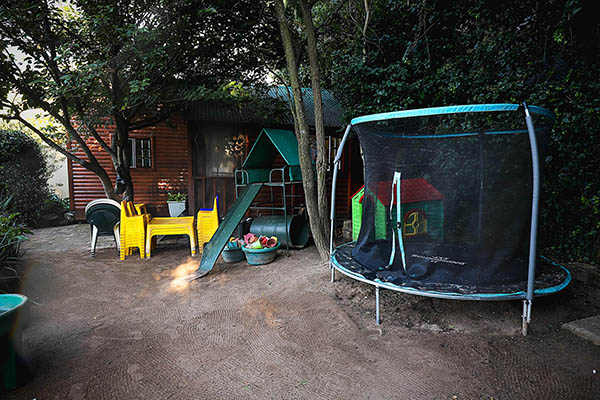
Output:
(329, 103), (571, 335)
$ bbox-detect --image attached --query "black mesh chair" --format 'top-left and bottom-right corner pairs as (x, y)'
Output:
(85, 199), (121, 257)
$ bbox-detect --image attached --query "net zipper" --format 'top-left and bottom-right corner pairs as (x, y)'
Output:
(386, 171), (407, 272)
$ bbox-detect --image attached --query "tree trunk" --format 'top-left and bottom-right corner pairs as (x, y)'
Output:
(113, 114), (135, 201)
(274, 0), (329, 262)
(298, 0), (330, 241)
(119, 160), (135, 201)
(96, 167), (120, 202)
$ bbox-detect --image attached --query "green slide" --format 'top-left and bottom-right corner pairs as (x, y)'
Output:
(189, 183), (263, 280)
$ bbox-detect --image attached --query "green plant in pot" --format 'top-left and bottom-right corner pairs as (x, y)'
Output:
(167, 192), (187, 217)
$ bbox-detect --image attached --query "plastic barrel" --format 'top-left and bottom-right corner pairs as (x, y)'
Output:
(250, 215), (309, 248)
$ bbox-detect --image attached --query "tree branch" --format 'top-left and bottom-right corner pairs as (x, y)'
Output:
(1, 112), (89, 169)
(73, 100), (117, 160)
(265, 65), (298, 124)
(362, 0), (370, 59)
(129, 113), (170, 131)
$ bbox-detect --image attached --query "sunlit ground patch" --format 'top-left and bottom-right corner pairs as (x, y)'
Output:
(168, 258), (197, 293)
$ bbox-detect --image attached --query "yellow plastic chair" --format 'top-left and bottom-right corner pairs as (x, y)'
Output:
(119, 201), (148, 260)
(197, 196), (219, 253)
(145, 216), (197, 258)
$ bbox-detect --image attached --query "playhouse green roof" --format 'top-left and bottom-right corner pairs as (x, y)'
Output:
(242, 128), (300, 169)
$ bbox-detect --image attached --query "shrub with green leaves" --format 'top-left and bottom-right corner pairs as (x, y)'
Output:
(0, 197), (30, 268)
(0, 129), (51, 226)
(318, 0), (599, 263)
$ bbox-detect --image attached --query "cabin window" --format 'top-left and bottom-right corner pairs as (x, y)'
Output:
(127, 138), (152, 168)
(403, 209), (427, 236)
(204, 129), (244, 177)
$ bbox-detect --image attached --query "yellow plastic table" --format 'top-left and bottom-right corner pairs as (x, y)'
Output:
(145, 217), (197, 258)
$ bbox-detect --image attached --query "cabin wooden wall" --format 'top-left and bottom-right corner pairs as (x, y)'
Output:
(70, 115), (190, 219)
(70, 118), (359, 222)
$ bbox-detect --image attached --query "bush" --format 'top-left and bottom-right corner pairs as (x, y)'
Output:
(0, 197), (30, 268)
(320, 0), (600, 263)
(0, 129), (52, 226)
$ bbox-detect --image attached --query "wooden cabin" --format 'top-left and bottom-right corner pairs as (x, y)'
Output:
(68, 88), (363, 221)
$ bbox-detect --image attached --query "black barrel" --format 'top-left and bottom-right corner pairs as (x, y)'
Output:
(250, 215), (309, 248)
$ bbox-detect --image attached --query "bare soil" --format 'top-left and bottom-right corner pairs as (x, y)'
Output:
(3, 224), (599, 399)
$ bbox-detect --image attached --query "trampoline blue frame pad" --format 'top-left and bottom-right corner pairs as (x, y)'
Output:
(351, 103), (555, 125)
(331, 242), (571, 301)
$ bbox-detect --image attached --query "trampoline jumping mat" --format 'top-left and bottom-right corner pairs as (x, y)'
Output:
(332, 242), (571, 299)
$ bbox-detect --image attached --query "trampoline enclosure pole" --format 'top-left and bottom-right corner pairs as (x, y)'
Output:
(330, 125), (352, 282)
(523, 102), (540, 336)
(375, 286), (381, 325)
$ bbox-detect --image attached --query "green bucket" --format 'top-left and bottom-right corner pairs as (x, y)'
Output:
(0, 294), (27, 336)
(1, 294), (29, 391)
(241, 243), (281, 265)
(222, 248), (245, 263)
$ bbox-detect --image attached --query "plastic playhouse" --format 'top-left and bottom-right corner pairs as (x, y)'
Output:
(351, 178), (444, 241)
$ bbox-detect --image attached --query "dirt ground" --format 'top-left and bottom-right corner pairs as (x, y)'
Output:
(3, 224), (599, 399)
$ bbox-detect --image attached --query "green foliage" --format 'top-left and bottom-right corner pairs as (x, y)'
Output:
(45, 193), (70, 211)
(1, 0), (282, 199)
(318, 0), (600, 263)
(0, 197), (30, 268)
(0, 129), (52, 226)
(167, 192), (187, 202)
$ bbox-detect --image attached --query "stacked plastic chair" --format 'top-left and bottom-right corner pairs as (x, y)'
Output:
(119, 201), (150, 260)
(85, 199), (121, 257)
(196, 196), (219, 253)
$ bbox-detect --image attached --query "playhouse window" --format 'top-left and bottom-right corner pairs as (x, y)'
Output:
(403, 210), (427, 236)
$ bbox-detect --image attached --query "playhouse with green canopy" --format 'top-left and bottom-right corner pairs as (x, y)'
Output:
(239, 128), (302, 184)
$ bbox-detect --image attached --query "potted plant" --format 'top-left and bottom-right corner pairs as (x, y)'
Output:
(240, 233), (280, 265)
(167, 192), (187, 217)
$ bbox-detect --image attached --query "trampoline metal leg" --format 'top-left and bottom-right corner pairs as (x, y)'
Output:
(522, 299), (532, 336)
(330, 264), (335, 282)
(375, 286), (381, 325)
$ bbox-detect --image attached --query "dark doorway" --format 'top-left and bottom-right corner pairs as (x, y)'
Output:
(190, 122), (246, 217)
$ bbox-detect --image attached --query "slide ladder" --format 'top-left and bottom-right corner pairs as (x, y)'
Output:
(189, 183), (263, 280)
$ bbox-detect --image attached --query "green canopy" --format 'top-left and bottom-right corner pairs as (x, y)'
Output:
(241, 129), (302, 183)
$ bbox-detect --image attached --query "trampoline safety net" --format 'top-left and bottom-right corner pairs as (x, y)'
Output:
(339, 105), (565, 294)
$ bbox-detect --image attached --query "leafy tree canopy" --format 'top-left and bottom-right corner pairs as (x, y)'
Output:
(0, 0), (281, 199)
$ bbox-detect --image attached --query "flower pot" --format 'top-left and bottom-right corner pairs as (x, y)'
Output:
(167, 201), (186, 217)
(241, 243), (281, 265)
